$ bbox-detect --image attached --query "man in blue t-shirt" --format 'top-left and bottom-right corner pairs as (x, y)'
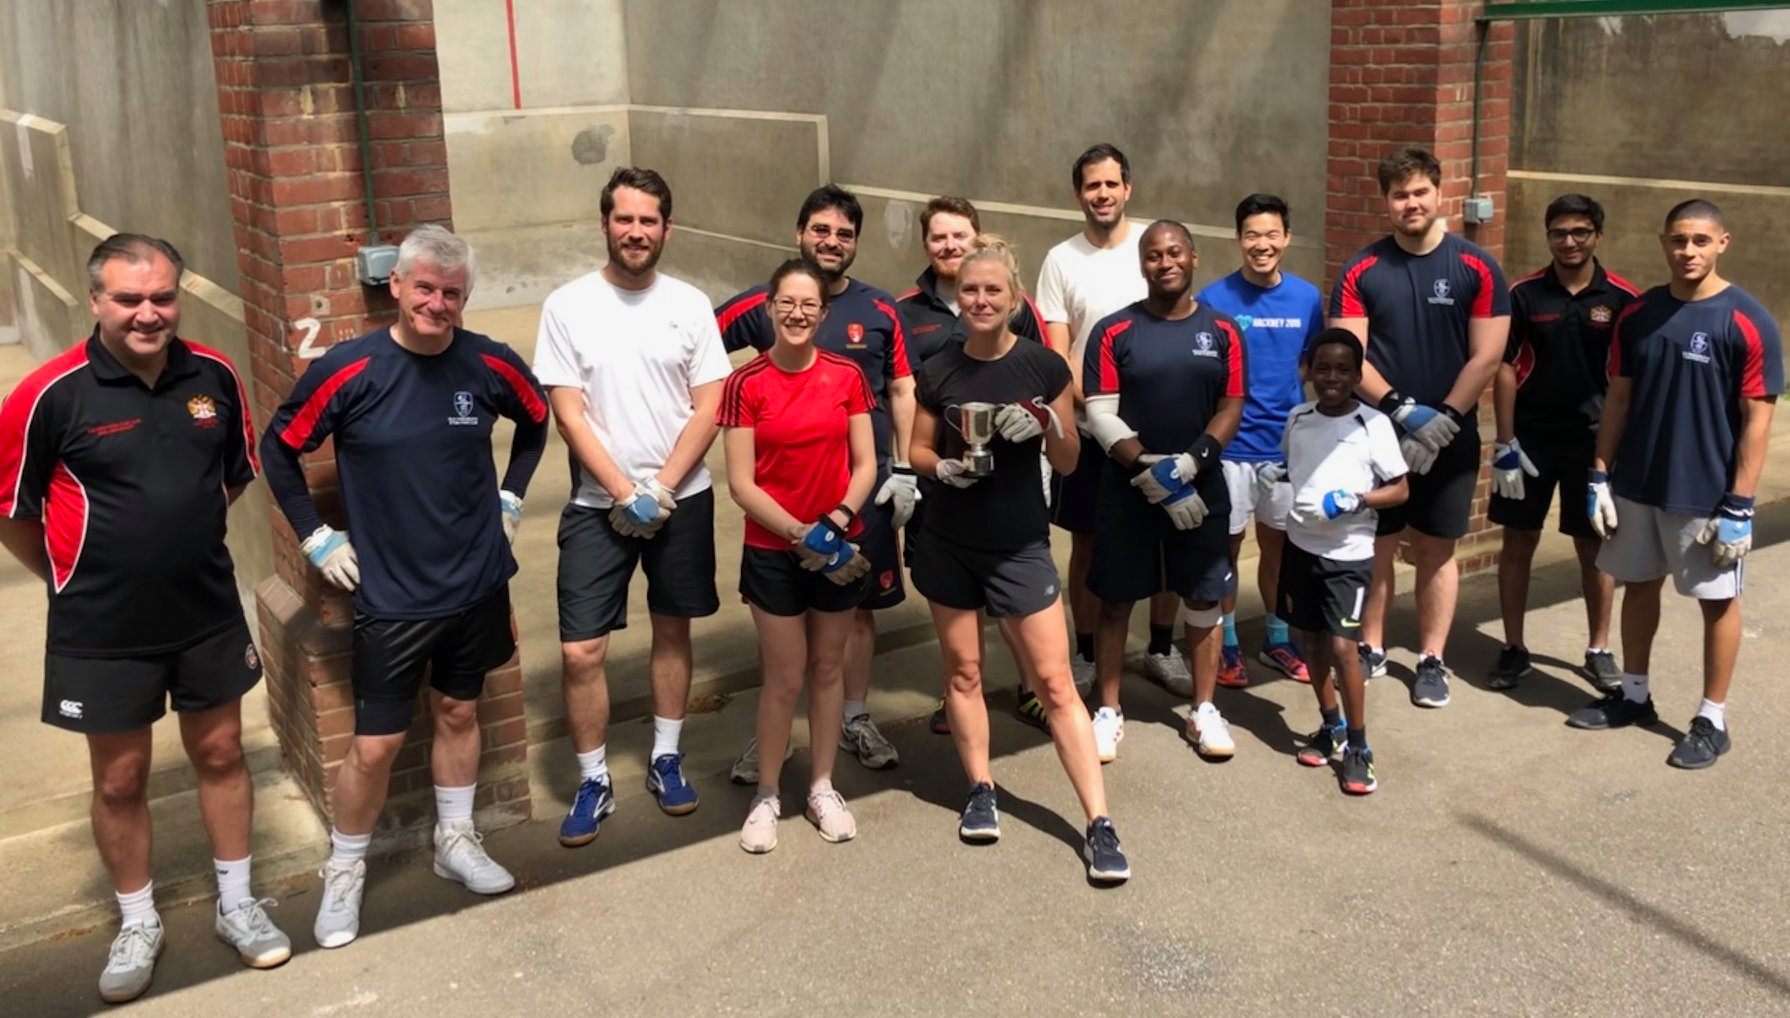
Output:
(1572, 199), (1782, 771)
(1196, 194), (1324, 689)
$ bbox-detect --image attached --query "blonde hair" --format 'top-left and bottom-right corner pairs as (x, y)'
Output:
(956, 233), (1024, 298)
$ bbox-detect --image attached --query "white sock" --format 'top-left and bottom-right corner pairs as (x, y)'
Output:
(1620, 672), (1649, 704)
(843, 699), (868, 723)
(214, 855), (252, 912)
(1586, 646), (1608, 655)
(434, 783), (476, 828)
(116, 881), (156, 928)
(651, 716), (684, 761)
(576, 745), (609, 783)
(1697, 698), (1727, 731)
(330, 828), (372, 863)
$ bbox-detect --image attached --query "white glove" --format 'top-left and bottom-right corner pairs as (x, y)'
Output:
(1387, 398), (1462, 452)
(1399, 434), (1438, 475)
(935, 457), (980, 489)
(499, 490), (522, 545)
(301, 525), (361, 592)
(1491, 440), (1539, 501)
(1161, 487), (1209, 530)
(876, 466), (919, 528)
(1587, 469), (1618, 539)
(1253, 462), (1288, 504)
(1695, 494), (1754, 566)
(993, 398), (1064, 443)
(1129, 454), (1197, 505)
(1291, 490), (1364, 526)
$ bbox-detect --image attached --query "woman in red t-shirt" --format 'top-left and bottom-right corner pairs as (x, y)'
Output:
(717, 259), (877, 854)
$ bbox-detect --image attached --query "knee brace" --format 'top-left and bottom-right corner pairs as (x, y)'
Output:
(1182, 603), (1223, 628)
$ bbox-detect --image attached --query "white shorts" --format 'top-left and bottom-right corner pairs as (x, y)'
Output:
(1596, 497), (1742, 599)
(1223, 460), (1292, 536)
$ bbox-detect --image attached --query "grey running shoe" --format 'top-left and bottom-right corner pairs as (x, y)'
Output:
(98, 918), (164, 1004)
(1667, 716), (1731, 769)
(1359, 644), (1389, 679)
(215, 897), (291, 969)
(728, 737), (794, 786)
(1411, 655), (1451, 708)
(1583, 650), (1622, 693)
(841, 713), (900, 769)
(313, 857), (366, 949)
(433, 822), (516, 895)
(1566, 692), (1658, 731)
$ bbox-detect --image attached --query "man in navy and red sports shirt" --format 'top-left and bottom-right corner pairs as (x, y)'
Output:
(1486, 193), (1640, 693)
(0, 234), (287, 1002)
(715, 184), (912, 776)
(1572, 199), (1781, 771)
(261, 225), (548, 949)
(1330, 146), (1510, 710)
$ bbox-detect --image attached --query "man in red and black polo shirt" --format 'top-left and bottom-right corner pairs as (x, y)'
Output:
(0, 234), (287, 1003)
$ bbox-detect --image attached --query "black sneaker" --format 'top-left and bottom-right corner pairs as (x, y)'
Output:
(1411, 655), (1451, 708)
(1012, 691), (1048, 731)
(1339, 745), (1378, 795)
(958, 782), (1000, 842)
(1359, 644), (1388, 679)
(930, 698), (950, 735)
(1582, 650), (1622, 693)
(1295, 723), (1345, 768)
(1083, 817), (1131, 884)
(1566, 692), (1658, 730)
(1667, 716), (1731, 769)
(1486, 645), (1533, 690)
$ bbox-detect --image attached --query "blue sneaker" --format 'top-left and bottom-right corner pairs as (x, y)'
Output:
(647, 753), (700, 816)
(558, 777), (615, 848)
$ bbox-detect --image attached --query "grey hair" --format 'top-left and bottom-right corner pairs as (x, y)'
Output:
(87, 234), (185, 292)
(394, 223), (475, 290)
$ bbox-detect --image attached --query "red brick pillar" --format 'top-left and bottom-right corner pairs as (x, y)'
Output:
(208, 0), (531, 834)
(1326, 0), (1515, 572)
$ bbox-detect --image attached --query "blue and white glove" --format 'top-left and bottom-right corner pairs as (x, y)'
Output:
(1159, 482), (1209, 530)
(1696, 493), (1754, 567)
(301, 525), (360, 592)
(1386, 397), (1462, 452)
(611, 476), (675, 538)
(499, 490), (523, 545)
(1131, 455), (1198, 505)
(1587, 469), (1618, 539)
(820, 540), (872, 585)
(1291, 490), (1363, 525)
(1491, 440), (1539, 501)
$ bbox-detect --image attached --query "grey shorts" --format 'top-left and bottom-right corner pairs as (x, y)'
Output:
(1596, 497), (1742, 599)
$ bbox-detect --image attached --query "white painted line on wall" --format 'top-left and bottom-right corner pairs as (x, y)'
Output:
(1510, 169), (1790, 200)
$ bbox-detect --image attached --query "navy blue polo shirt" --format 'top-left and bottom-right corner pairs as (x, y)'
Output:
(895, 266), (1048, 366)
(1505, 260), (1641, 435)
(1607, 284), (1783, 515)
(0, 333), (259, 656)
(1331, 233), (1511, 407)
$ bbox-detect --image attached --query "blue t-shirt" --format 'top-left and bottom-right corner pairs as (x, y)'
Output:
(1196, 270), (1323, 462)
(1608, 284), (1784, 515)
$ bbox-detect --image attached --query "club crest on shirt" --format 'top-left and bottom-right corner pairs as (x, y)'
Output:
(1192, 331), (1218, 357)
(187, 395), (219, 428)
(847, 323), (866, 347)
(448, 389), (480, 425)
(1684, 332), (1712, 364)
(1427, 278), (1454, 306)
(1589, 305), (1613, 325)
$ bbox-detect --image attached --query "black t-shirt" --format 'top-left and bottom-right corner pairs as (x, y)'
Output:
(1505, 261), (1641, 435)
(914, 338), (1070, 551)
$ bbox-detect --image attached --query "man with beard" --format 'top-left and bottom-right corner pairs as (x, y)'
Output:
(533, 168), (731, 845)
(716, 185), (914, 779)
(1037, 144), (1189, 699)
(1330, 147), (1509, 709)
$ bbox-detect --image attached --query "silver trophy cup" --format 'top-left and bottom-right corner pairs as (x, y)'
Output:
(953, 401), (999, 478)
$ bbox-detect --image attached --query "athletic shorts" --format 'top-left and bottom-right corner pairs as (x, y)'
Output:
(856, 497), (906, 610)
(1087, 478), (1233, 604)
(739, 546), (869, 617)
(912, 531), (1062, 619)
(1276, 541), (1371, 640)
(1597, 497), (1741, 599)
(1487, 427), (1597, 540)
(556, 491), (720, 642)
(1223, 459), (1292, 535)
(1049, 440), (1102, 535)
(352, 584), (516, 735)
(42, 615), (262, 734)
(1376, 425), (1481, 540)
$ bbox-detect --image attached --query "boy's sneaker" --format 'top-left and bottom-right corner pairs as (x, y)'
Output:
(1070, 653), (1095, 697)
(805, 788), (858, 843)
(958, 782), (1001, 842)
(1091, 706), (1124, 763)
(1487, 645), (1533, 690)
(841, 713), (900, 770)
(930, 697), (951, 734)
(1216, 645), (1249, 688)
(1359, 644), (1388, 679)
(1259, 642), (1311, 683)
(1340, 745), (1378, 795)
(728, 737), (793, 786)
(1083, 817), (1131, 884)
(98, 917), (164, 1003)
(647, 753), (700, 815)
(1295, 722), (1346, 768)
(1013, 690), (1049, 730)
(1582, 650), (1622, 693)
(1142, 646), (1193, 696)
(1411, 655), (1451, 708)
(312, 857), (365, 949)
(1188, 705), (1236, 759)
(558, 776), (617, 847)
(1566, 692), (1658, 730)
(1667, 716), (1731, 770)
(740, 793), (780, 854)
(215, 897), (291, 969)
(433, 821), (516, 895)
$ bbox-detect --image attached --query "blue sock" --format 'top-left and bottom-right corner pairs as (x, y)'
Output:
(1265, 614), (1290, 646)
(1221, 613), (1238, 649)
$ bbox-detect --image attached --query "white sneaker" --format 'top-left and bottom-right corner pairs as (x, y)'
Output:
(1189, 705), (1236, 759)
(313, 857), (366, 949)
(432, 821), (516, 895)
(1143, 646), (1194, 697)
(740, 793), (780, 854)
(98, 917), (164, 1003)
(1070, 653), (1095, 698)
(215, 897), (291, 968)
(1091, 706), (1124, 764)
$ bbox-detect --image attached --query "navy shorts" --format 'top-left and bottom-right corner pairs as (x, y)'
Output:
(1049, 441), (1102, 536)
(856, 497), (906, 610)
(1087, 476), (1233, 604)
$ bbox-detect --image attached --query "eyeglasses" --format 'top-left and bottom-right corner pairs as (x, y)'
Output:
(1547, 228), (1596, 242)
(804, 224), (857, 243)
(772, 298), (822, 316)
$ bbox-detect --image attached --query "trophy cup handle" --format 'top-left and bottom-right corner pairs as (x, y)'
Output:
(943, 404), (963, 435)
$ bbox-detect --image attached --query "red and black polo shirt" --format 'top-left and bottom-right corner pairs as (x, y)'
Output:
(1505, 260), (1641, 435)
(894, 266), (1048, 367)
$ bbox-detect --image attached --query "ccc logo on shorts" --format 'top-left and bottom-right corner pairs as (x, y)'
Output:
(59, 699), (84, 719)
(245, 643), (261, 671)
(878, 570), (895, 591)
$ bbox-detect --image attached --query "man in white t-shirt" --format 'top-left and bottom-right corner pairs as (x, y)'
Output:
(532, 167), (733, 846)
(1035, 143), (1188, 696)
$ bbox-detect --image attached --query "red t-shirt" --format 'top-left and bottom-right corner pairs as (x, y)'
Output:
(717, 350), (876, 550)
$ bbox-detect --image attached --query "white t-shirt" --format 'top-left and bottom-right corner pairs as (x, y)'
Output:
(533, 271), (732, 509)
(1034, 220), (1149, 369)
(1283, 401), (1407, 561)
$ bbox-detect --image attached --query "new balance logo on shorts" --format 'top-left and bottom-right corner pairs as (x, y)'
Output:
(58, 699), (83, 719)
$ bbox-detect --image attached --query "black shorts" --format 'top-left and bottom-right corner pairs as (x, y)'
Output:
(739, 546), (869, 617)
(1087, 478), (1233, 604)
(352, 584), (516, 735)
(1276, 541), (1372, 640)
(856, 497), (906, 610)
(902, 477), (936, 568)
(42, 616), (262, 734)
(556, 491), (721, 642)
(912, 531), (1062, 619)
(1488, 426), (1597, 540)
(1375, 426), (1480, 540)
(1049, 440), (1102, 535)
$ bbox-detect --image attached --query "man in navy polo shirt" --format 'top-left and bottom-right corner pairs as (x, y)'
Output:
(1571, 199), (1781, 770)
(1330, 147), (1510, 710)
(716, 185), (912, 777)
(0, 234), (287, 1002)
